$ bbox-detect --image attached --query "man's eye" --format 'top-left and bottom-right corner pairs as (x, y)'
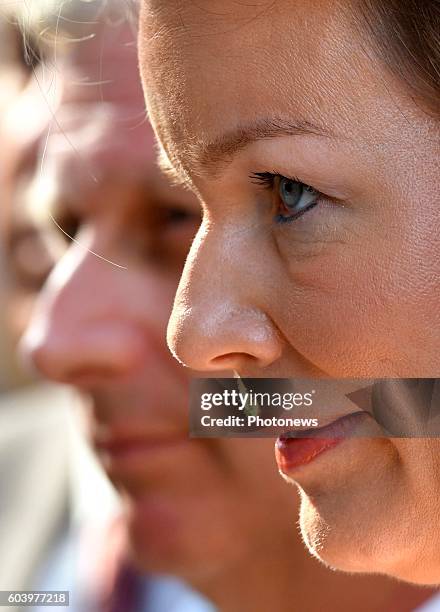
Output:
(250, 172), (319, 222)
(57, 215), (80, 242)
(164, 207), (194, 225)
(158, 206), (201, 230)
(50, 210), (80, 244)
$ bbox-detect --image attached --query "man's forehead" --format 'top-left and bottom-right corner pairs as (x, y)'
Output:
(22, 100), (157, 222)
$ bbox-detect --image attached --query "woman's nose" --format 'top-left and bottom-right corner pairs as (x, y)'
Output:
(167, 224), (283, 373)
(20, 246), (146, 386)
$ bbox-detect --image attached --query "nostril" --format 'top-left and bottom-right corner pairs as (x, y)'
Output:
(209, 352), (260, 371)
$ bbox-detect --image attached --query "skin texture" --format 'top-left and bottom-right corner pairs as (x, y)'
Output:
(14, 11), (432, 612)
(138, 0), (440, 584)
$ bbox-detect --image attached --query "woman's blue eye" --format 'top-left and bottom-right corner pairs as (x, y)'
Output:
(250, 172), (319, 223)
(277, 177), (318, 222)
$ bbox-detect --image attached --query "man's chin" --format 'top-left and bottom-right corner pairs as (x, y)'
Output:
(124, 493), (246, 586)
(127, 527), (218, 586)
(124, 494), (206, 579)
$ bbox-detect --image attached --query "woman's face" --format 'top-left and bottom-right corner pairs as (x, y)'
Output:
(139, 0), (440, 583)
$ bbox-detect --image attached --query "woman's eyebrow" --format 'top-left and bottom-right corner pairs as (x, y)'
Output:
(158, 149), (194, 189)
(192, 116), (334, 177)
(157, 116), (335, 188)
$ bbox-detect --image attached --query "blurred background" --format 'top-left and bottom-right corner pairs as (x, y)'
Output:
(0, 5), (120, 611)
(0, 2), (214, 610)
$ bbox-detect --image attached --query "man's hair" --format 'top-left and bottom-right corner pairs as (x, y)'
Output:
(356, 0), (440, 116)
(10, 0), (137, 65)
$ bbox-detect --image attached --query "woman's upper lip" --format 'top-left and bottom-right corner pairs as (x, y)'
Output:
(275, 412), (373, 474)
(279, 410), (371, 439)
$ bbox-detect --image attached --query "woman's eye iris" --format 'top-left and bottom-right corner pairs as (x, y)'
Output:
(279, 178), (302, 206)
(249, 172), (319, 222)
(278, 177), (318, 219)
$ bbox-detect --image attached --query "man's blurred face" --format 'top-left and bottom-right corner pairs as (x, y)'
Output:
(20, 16), (295, 583)
(0, 21), (62, 385)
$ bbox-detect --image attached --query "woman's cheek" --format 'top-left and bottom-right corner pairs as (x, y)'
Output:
(272, 233), (401, 375)
(273, 196), (363, 261)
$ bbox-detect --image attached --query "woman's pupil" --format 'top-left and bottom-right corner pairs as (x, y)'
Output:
(281, 178), (301, 207)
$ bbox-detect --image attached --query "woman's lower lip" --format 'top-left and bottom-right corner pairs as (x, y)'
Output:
(275, 411), (367, 474)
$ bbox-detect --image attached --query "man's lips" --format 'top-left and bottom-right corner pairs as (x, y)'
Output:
(92, 419), (189, 475)
(94, 432), (190, 497)
(92, 416), (188, 447)
(95, 434), (188, 458)
(275, 411), (369, 474)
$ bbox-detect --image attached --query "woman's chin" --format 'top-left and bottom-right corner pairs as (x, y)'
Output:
(297, 491), (381, 575)
(297, 489), (440, 586)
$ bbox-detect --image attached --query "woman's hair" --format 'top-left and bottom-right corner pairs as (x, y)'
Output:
(357, 0), (440, 116)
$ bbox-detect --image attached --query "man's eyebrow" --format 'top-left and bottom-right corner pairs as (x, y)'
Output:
(194, 116), (333, 175)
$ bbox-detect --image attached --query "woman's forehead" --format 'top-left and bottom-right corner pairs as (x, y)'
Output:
(140, 1), (357, 120)
(139, 0), (420, 178)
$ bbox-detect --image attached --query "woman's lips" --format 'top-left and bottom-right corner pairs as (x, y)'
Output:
(275, 411), (368, 474)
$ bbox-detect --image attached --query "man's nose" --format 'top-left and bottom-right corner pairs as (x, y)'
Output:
(21, 244), (146, 386)
(167, 223), (283, 373)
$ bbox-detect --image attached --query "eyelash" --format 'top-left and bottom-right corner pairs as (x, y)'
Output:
(249, 171), (320, 224)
